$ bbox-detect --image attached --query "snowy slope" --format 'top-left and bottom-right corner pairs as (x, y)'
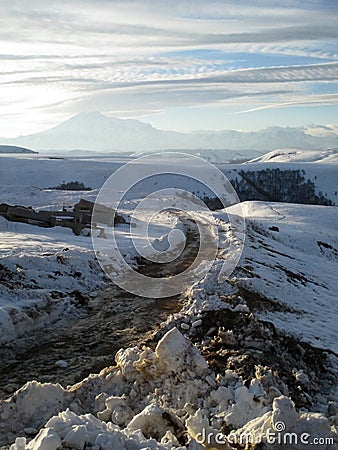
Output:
(237, 202), (338, 353)
(0, 155), (337, 350)
(247, 148), (338, 164)
(0, 219), (107, 345)
(3, 199), (335, 353)
(0, 145), (36, 154)
(180, 201), (338, 354)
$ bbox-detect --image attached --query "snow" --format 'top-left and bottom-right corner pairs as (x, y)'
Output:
(183, 201), (338, 353)
(0, 218), (106, 345)
(0, 154), (337, 449)
(247, 148), (338, 164)
(238, 202), (338, 353)
(3, 328), (336, 449)
(0, 154), (337, 211)
(0, 155), (336, 347)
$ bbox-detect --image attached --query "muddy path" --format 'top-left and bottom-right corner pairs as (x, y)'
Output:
(0, 286), (183, 400)
(0, 217), (204, 400)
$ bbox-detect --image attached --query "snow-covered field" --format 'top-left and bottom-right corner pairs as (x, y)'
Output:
(0, 154), (337, 449)
(0, 219), (106, 345)
(0, 153), (337, 202)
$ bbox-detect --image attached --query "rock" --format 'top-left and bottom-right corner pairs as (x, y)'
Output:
(96, 408), (111, 422)
(191, 319), (202, 329)
(233, 304), (249, 312)
(293, 369), (310, 386)
(24, 427), (38, 436)
(207, 327), (216, 336)
(105, 395), (126, 411)
(111, 404), (132, 427)
(54, 360), (68, 369)
(328, 401), (336, 417)
(160, 430), (179, 446)
(115, 347), (140, 379)
(268, 386), (282, 401)
(218, 329), (237, 346)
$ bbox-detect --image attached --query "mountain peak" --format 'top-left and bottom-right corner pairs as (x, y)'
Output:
(61, 111), (154, 131)
(64, 111), (114, 125)
(74, 111), (107, 120)
(0, 113), (337, 153)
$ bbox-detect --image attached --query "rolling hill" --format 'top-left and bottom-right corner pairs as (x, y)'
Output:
(0, 145), (37, 154)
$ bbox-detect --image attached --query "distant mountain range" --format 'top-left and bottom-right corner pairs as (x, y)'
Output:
(0, 112), (337, 154)
(0, 145), (37, 154)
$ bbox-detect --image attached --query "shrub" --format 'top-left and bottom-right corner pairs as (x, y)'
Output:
(51, 181), (92, 191)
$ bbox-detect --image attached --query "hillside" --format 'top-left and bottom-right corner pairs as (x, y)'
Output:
(247, 148), (338, 164)
(0, 145), (36, 154)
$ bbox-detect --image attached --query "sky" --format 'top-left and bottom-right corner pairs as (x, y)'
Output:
(0, 0), (337, 137)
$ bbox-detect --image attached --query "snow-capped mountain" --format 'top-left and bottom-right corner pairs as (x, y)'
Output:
(0, 112), (338, 153)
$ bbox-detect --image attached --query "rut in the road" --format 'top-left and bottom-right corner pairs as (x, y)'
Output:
(0, 218), (205, 400)
(0, 287), (183, 400)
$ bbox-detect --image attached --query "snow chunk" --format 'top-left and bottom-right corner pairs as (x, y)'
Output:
(223, 384), (270, 428)
(272, 395), (299, 432)
(0, 381), (70, 443)
(127, 404), (182, 441)
(27, 428), (61, 450)
(155, 327), (208, 375)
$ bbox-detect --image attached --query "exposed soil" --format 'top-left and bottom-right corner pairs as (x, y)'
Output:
(0, 284), (183, 400)
(173, 301), (337, 415)
(0, 216), (201, 400)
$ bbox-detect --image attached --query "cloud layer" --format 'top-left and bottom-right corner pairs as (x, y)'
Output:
(0, 0), (337, 135)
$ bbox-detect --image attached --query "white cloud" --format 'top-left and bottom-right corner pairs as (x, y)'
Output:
(0, 0), (337, 134)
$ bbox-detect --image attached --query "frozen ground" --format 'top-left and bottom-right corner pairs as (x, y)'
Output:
(0, 155), (337, 449)
(236, 202), (338, 353)
(0, 153), (337, 206)
(0, 218), (105, 345)
(0, 201), (337, 449)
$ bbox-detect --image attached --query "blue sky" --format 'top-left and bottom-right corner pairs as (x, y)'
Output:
(0, 0), (337, 136)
